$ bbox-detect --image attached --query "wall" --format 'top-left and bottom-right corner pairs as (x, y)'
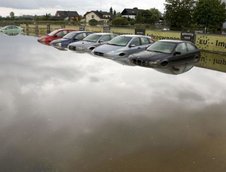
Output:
(195, 34), (226, 53)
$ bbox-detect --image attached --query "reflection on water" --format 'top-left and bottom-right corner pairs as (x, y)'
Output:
(154, 64), (194, 75)
(1, 35), (226, 172)
(198, 51), (226, 72)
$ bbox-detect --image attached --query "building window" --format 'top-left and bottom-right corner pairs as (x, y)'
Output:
(92, 15), (94, 19)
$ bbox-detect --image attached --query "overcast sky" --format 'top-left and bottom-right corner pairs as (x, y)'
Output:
(0, 0), (166, 17)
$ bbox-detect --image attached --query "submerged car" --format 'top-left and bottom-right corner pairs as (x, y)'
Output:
(0, 25), (23, 35)
(50, 31), (93, 50)
(129, 40), (200, 68)
(38, 29), (75, 45)
(68, 33), (117, 52)
(92, 35), (154, 63)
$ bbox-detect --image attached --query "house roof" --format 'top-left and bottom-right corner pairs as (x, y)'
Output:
(55, 11), (79, 18)
(84, 11), (111, 19)
(121, 8), (141, 16)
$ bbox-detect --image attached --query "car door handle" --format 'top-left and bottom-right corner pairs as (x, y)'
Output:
(137, 47), (141, 49)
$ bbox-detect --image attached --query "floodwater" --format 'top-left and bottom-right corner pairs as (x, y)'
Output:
(0, 34), (226, 172)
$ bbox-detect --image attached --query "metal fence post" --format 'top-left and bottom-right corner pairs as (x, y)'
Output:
(47, 24), (51, 34)
(26, 24), (29, 35)
(35, 23), (39, 36)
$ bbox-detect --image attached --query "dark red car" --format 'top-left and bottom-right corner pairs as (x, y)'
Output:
(38, 29), (76, 45)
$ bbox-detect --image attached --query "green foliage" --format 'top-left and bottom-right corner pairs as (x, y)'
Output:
(110, 7), (113, 16)
(10, 11), (15, 19)
(136, 8), (161, 24)
(164, 0), (195, 30)
(193, 0), (226, 33)
(113, 10), (116, 16)
(89, 19), (98, 26)
(112, 17), (129, 26)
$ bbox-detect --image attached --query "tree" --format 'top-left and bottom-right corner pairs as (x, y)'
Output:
(112, 17), (129, 26)
(193, 0), (226, 33)
(164, 0), (195, 30)
(10, 11), (15, 19)
(149, 8), (161, 24)
(113, 10), (116, 16)
(89, 19), (98, 26)
(110, 7), (113, 16)
(136, 8), (161, 24)
(136, 10), (150, 24)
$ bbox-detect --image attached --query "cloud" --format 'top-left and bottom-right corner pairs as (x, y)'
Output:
(0, 0), (166, 16)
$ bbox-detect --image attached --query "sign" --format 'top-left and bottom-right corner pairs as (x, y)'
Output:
(146, 30), (181, 41)
(135, 29), (145, 35)
(181, 32), (195, 43)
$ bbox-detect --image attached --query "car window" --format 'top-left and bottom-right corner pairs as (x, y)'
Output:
(75, 33), (85, 40)
(175, 43), (187, 54)
(140, 37), (150, 45)
(100, 35), (111, 42)
(56, 31), (67, 37)
(130, 37), (141, 46)
(186, 43), (197, 51)
(108, 36), (132, 46)
(111, 34), (118, 39)
(147, 41), (176, 53)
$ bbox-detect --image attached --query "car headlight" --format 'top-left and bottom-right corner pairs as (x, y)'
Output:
(56, 42), (62, 47)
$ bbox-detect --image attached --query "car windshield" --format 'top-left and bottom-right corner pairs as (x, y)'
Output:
(83, 34), (102, 42)
(108, 36), (132, 46)
(48, 30), (61, 36)
(63, 32), (77, 39)
(147, 41), (177, 54)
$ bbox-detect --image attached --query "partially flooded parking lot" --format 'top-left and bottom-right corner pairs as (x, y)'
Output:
(0, 34), (226, 172)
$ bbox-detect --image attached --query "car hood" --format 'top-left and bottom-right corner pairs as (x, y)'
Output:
(94, 44), (126, 53)
(69, 41), (95, 47)
(129, 51), (171, 61)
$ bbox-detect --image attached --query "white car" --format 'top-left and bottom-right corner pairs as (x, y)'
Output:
(68, 33), (117, 52)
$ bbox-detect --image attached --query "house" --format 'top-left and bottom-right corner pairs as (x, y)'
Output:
(121, 7), (140, 19)
(55, 11), (79, 21)
(84, 11), (111, 25)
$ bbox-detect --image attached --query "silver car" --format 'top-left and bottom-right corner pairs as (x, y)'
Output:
(92, 35), (154, 63)
(68, 33), (117, 52)
(0, 25), (23, 35)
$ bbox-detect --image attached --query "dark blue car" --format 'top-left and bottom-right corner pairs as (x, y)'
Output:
(50, 31), (93, 50)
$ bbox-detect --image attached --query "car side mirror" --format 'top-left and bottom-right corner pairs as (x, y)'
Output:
(98, 40), (104, 43)
(129, 44), (136, 48)
(174, 51), (181, 55)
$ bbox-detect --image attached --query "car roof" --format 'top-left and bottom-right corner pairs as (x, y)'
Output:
(56, 28), (75, 31)
(117, 34), (151, 38)
(70, 31), (92, 33)
(158, 39), (189, 43)
(90, 33), (114, 35)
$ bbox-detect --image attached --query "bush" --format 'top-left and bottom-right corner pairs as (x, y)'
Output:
(89, 19), (98, 26)
(112, 17), (129, 26)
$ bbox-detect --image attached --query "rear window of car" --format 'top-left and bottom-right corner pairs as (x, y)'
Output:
(140, 37), (150, 45)
(187, 43), (197, 51)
